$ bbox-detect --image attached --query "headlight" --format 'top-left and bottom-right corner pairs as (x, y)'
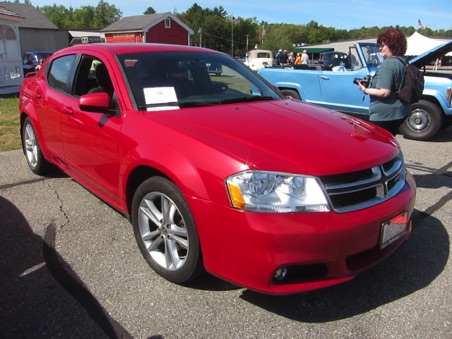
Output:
(226, 170), (330, 213)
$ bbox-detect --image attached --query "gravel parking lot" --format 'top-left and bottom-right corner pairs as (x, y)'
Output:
(1, 127), (451, 338)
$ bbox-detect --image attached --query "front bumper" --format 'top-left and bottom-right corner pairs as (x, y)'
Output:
(188, 171), (416, 295)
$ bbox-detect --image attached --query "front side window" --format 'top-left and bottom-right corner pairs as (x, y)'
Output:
(72, 56), (112, 97)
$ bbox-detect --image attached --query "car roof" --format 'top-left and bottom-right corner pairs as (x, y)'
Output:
(24, 51), (53, 54)
(52, 43), (224, 58)
(321, 51), (347, 55)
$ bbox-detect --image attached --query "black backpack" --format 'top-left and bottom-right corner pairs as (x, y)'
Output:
(394, 57), (425, 104)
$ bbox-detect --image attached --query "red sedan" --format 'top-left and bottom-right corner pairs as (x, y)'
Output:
(19, 43), (416, 295)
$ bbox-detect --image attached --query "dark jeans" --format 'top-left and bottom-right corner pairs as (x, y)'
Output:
(370, 119), (405, 136)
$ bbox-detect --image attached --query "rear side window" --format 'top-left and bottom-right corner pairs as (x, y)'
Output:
(47, 55), (77, 92)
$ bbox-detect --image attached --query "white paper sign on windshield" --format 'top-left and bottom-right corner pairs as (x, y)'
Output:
(144, 87), (179, 111)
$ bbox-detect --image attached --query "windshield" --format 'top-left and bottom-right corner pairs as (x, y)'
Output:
(118, 52), (281, 110)
(361, 44), (383, 67)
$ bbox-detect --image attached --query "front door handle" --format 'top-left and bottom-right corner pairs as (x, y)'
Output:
(63, 106), (74, 115)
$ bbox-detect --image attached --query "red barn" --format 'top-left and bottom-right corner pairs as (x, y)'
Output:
(101, 12), (194, 45)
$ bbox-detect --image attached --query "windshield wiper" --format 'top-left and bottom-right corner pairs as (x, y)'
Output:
(142, 96), (275, 109)
(177, 101), (221, 108)
(219, 96), (275, 104)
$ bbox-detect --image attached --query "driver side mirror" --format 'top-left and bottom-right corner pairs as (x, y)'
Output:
(79, 92), (114, 114)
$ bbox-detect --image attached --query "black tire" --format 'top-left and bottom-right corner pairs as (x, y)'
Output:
(399, 100), (443, 141)
(280, 89), (301, 100)
(21, 117), (52, 175)
(131, 177), (204, 283)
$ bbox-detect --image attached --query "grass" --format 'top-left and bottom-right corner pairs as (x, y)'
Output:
(0, 96), (21, 152)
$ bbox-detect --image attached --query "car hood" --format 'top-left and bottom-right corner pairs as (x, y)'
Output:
(149, 99), (399, 176)
(409, 41), (452, 68)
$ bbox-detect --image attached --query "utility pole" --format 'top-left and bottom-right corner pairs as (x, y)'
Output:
(198, 28), (202, 47)
(231, 19), (234, 57)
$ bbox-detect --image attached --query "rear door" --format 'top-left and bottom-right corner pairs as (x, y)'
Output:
(38, 54), (78, 161)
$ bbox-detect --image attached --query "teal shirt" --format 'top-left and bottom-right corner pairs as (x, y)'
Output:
(369, 57), (411, 121)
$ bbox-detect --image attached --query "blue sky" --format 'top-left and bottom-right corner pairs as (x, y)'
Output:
(32, 0), (452, 31)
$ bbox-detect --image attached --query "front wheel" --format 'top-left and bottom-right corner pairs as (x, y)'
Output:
(279, 89), (301, 100)
(131, 177), (204, 284)
(399, 100), (442, 141)
(22, 117), (52, 175)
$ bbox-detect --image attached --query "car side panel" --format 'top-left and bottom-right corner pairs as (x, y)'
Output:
(258, 68), (321, 102)
(423, 75), (452, 117)
(319, 69), (371, 114)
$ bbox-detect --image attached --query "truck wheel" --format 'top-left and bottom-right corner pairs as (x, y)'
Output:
(399, 100), (442, 141)
(280, 89), (301, 100)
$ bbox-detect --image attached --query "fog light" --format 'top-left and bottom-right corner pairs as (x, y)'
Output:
(274, 267), (287, 281)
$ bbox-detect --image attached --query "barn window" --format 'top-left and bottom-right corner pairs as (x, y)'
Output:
(165, 18), (171, 28)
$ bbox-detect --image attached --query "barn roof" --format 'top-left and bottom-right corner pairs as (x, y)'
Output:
(101, 12), (193, 34)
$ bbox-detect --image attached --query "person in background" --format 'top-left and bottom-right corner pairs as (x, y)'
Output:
(277, 49), (288, 65)
(301, 50), (309, 64)
(281, 50), (289, 65)
(294, 52), (302, 65)
(35, 58), (44, 71)
(275, 49), (282, 65)
(288, 51), (295, 65)
(356, 28), (411, 136)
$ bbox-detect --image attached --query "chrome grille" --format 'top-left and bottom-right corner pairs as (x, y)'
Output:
(319, 154), (406, 213)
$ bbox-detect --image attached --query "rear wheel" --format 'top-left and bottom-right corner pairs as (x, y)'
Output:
(131, 177), (204, 283)
(399, 100), (442, 140)
(22, 117), (52, 175)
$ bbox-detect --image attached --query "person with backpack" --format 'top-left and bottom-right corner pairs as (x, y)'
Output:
(356, 28), (412, 136)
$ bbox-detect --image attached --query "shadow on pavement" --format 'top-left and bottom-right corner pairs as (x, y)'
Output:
(418, 125), (452, 143)
(0, 196), (132, 338)
(239, 209), (449, 321)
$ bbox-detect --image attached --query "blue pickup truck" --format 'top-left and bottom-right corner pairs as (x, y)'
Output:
(259, 41), (452, 140)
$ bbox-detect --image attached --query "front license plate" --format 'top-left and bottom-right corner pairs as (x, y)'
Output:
(380, 212), (409, 249)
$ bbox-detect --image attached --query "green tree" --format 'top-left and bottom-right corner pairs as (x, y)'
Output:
(37, 1), (452, 49)
(38, 0), (121, 29)
(93, 0), (122, 28)
(38, 5), (74, 29)
(72, 6), (96, 29)
(259, 24), (293, 55)
(144, 6), (156, 15)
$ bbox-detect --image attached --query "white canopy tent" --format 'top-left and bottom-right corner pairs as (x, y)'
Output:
(406, 32), (449, 56)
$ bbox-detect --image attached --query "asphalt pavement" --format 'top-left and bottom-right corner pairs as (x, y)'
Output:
(1, 127), (451, 338)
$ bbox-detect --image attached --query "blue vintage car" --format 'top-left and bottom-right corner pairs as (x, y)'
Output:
(259, 42), (452, 140)
(22, 51), (53, 75)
